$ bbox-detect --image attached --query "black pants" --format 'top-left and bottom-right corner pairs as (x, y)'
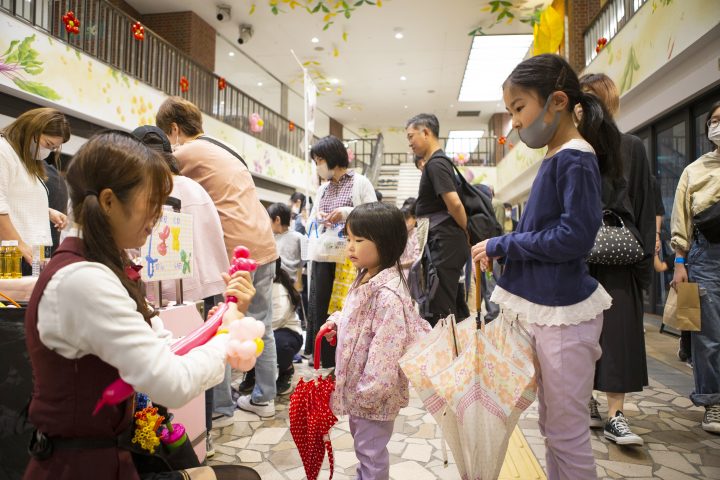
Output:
(425, 221), (470, 326)
(297, 273), (309, 329)
(307, 261), (337, 367)
(274, 328), (303, 373)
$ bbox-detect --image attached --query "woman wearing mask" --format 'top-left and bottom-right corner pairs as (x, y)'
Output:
(578, 73), (656, 446)
(0, 108), (70, 272)
(671, 101), (720, 434)
(306, 135), (376, 367)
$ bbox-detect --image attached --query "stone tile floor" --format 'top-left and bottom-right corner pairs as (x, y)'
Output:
(208, 316), (720, 479)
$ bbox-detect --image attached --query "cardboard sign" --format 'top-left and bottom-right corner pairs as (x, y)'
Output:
(139, 211), (193, 282)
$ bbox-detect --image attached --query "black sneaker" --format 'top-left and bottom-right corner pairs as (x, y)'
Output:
(276, 376), (293, 396)
(702, 405), (720, 434)
(237, 370), (255, 394)
(589, 397), (603, 429)
(604, 411), (643, 446)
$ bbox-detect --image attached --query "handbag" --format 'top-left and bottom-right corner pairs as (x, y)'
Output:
(587, 210), (644, 265)
(693, 200), (720, 243)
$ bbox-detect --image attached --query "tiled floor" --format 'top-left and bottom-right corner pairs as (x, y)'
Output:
(208, 316), (720, 479)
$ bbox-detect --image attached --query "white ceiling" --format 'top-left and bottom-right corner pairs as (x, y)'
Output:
(126, 0), (546, 141)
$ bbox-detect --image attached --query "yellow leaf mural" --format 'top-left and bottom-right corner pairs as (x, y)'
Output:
(532, 5), (563, 56)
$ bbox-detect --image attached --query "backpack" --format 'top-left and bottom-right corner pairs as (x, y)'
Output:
(429, 153), (503, 244)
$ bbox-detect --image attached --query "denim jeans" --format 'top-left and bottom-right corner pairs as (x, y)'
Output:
(687, 234), (720, 407)
(212, 260), (278, 414)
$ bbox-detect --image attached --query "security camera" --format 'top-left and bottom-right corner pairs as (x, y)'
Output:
(216, 4), (231, 22)
(237, 24), (253, 45)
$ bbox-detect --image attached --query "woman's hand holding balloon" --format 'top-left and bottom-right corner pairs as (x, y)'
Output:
(223, 270), (255, 315)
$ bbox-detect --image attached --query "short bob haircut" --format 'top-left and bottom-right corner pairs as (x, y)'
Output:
(310, 135), (349, 169)
(156, 96), (204, 137)
(578, 73), (620, 118)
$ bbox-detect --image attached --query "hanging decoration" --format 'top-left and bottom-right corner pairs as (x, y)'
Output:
(346, 148), (354, 162)
(595, 37), (608, 54)
(218, 77), (227, 91)
(179, 76), (189, 93)
(288, 121), (295, 132)
(249, 112), (264, 133)
(453, 152), (469, 165)
(132, 22), (145, 41)
(498, 136), (507, 145)
(532, 5), (563, 56)
(62, 11), (80, 35)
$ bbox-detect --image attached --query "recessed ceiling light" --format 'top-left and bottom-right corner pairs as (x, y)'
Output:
(257, 82), (263, 87)
(330, 78), (339, 85)
(400, 76), (407, 81)
(404, 105), (408, 109)
(324, 87), (332, 91)
(347, 106), (352, 110)
(450, 104), (454, 108)
(311, 37), (319, 43)
(395, 32), (404, 40)
(459, 34), (534, 101)
(228, 51), (235, 57)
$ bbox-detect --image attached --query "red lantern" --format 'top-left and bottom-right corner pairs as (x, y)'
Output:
(498, 136), (507, 145)
(595, 37), (608, 54)
(288, 121), (295, 132)
(218, 77), (227, 91)
(132, 22), (145, 41)
(180, 76), (189, 93)
(62, 11), (80, 35)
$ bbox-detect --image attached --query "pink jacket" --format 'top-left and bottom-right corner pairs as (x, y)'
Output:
(331, 267), (431, 421)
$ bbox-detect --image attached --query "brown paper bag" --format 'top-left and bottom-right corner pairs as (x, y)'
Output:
(663, 283), (701, 331)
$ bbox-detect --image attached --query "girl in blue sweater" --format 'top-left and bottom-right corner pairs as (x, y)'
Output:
(472, 54), (622, 480)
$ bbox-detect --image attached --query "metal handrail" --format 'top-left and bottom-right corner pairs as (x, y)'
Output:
(0, 0), (315, 158)
(380, 136), (498, 167)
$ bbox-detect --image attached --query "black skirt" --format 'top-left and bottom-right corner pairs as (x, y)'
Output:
(590, 264), (649, 393)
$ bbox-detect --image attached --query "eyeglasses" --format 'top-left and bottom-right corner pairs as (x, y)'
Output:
(707, 118), (720, 129)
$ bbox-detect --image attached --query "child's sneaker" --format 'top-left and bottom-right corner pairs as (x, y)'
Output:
(604, 411), (643, 446)
(589, 397), (603, 429)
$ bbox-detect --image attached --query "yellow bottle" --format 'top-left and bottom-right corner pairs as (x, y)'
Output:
(7, 240), (22, 279)
(0, 241), (7, 279)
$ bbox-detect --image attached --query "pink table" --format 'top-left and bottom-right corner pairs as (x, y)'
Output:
(0, 277), (37, 303)
(158, 302), (208, 462)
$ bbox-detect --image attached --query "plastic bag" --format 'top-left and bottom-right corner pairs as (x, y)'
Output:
(306, 221), (347, 263)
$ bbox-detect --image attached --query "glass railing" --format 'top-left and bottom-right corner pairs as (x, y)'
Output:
(0, 0), (314, 159)
(584, 0), (647, 66)
(381, 136), (498, 167)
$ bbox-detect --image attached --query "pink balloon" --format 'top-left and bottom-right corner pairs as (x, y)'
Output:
(226, 339), (244, 357)
(252, 320), (266, 339)
(93, 379), (135, 415)
(233, 246), (250, 259)
(235, 356), (256, 372)
(233, 317), (257, 341)
(237, 340), (257, 359)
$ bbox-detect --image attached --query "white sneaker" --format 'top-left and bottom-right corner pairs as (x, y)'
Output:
(237, 394), (275, 418)
(211, 413), (234, 429)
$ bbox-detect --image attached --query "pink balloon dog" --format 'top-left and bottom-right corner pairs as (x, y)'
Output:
(93, 246), (260, 415)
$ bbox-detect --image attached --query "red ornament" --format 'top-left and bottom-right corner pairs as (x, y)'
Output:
(62, 11), (80, 35)
(289, 121), (295, 132)
(180, 76), (189, 93)
(218, 77), (227, 91)
(498, 136), (507, 145)
(595, 37), (608, 54)
(132, 22), (145, 41)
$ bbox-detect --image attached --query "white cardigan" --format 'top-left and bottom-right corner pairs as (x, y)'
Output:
(309, 171), (377, 224)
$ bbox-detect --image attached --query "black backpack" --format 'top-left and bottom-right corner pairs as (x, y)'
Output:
(430, 153), (503, 244)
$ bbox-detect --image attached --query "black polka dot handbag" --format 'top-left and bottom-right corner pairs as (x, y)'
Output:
(587, 210), (644, 265)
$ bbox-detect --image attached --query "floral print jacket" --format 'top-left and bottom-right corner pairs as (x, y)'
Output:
(330, 267), (431, 421)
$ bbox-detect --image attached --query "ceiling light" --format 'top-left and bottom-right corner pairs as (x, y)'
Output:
(228, 51), (235, 57)
(330, 78), (339, 85)
(404, 105), (408, 109)
(324, 87), (332, 91)
(395, 32), (404, 40)
(347, 106), (352, 110)
(257, 82), (263, 86)
(445, 130), (485, 157)
(400, 76), (407, 81)
(459, 34), (533, 102)
(311, 37), (319, 43)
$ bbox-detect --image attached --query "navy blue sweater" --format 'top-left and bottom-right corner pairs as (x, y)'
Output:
(487, 142), (602, 306)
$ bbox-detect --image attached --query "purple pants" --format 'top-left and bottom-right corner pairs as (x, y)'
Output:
(349, 415), (394, 480)
(531, 314), (603, 480)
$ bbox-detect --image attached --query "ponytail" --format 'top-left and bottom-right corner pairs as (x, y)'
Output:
(578, 91), (623, 179)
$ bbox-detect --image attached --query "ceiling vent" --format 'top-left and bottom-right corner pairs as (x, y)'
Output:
(456, 110), (481, 117)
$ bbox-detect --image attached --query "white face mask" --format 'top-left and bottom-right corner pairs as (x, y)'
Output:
(30, 140), (52, 161)
(316, 163), (332, 180)
(709, 123), (720, 147)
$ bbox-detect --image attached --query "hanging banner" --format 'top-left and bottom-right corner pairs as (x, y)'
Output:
(138, 211), (194, 282)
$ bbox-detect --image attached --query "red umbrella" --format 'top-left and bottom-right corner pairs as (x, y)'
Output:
(289, 326), (337, 480)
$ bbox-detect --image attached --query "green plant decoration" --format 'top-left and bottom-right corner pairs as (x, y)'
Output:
(250, 0), (382, 31)
(620, 45), (640, 94)
(0, 35), (61, 100)
(469, 1), (548, 36)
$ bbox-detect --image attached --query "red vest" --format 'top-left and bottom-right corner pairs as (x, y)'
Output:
(23, 237), (139, 480)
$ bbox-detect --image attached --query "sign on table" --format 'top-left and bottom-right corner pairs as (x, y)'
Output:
(138, 211), (193, 282)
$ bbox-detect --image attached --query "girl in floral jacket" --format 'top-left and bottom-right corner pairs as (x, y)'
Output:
(322, 202), (431, 480)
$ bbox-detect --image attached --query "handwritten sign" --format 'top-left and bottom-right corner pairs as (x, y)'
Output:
(139, 211), (193, 282)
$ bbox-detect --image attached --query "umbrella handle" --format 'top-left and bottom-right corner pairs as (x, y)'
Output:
(315, 326), (337, 370)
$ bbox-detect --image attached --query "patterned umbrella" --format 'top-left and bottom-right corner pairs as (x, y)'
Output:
(289, 326), (337, 480)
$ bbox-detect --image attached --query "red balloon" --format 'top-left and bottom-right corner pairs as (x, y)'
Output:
(234, 246), (250, 259)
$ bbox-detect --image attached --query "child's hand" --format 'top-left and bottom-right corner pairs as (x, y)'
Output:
(207, 303), (222, 318)
(321, 321), (337, 341)
(223, 270), (255, 314)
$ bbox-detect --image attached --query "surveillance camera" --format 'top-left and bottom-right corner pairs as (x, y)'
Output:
(216, 4), (231, 22)
(237, 24), (253, 45)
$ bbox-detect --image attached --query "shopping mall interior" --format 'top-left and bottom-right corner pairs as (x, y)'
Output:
(1, 0), (720, 479)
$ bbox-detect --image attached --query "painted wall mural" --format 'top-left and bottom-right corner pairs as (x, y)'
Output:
(0, 13), (313, 191)
(584, 0), (720, 95)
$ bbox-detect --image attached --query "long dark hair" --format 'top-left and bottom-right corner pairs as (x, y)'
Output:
(504, 54), (622, 179)
(274, 259), (301, 309)
(345, 202), (408, 285)
(65, 132), (173, 322)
